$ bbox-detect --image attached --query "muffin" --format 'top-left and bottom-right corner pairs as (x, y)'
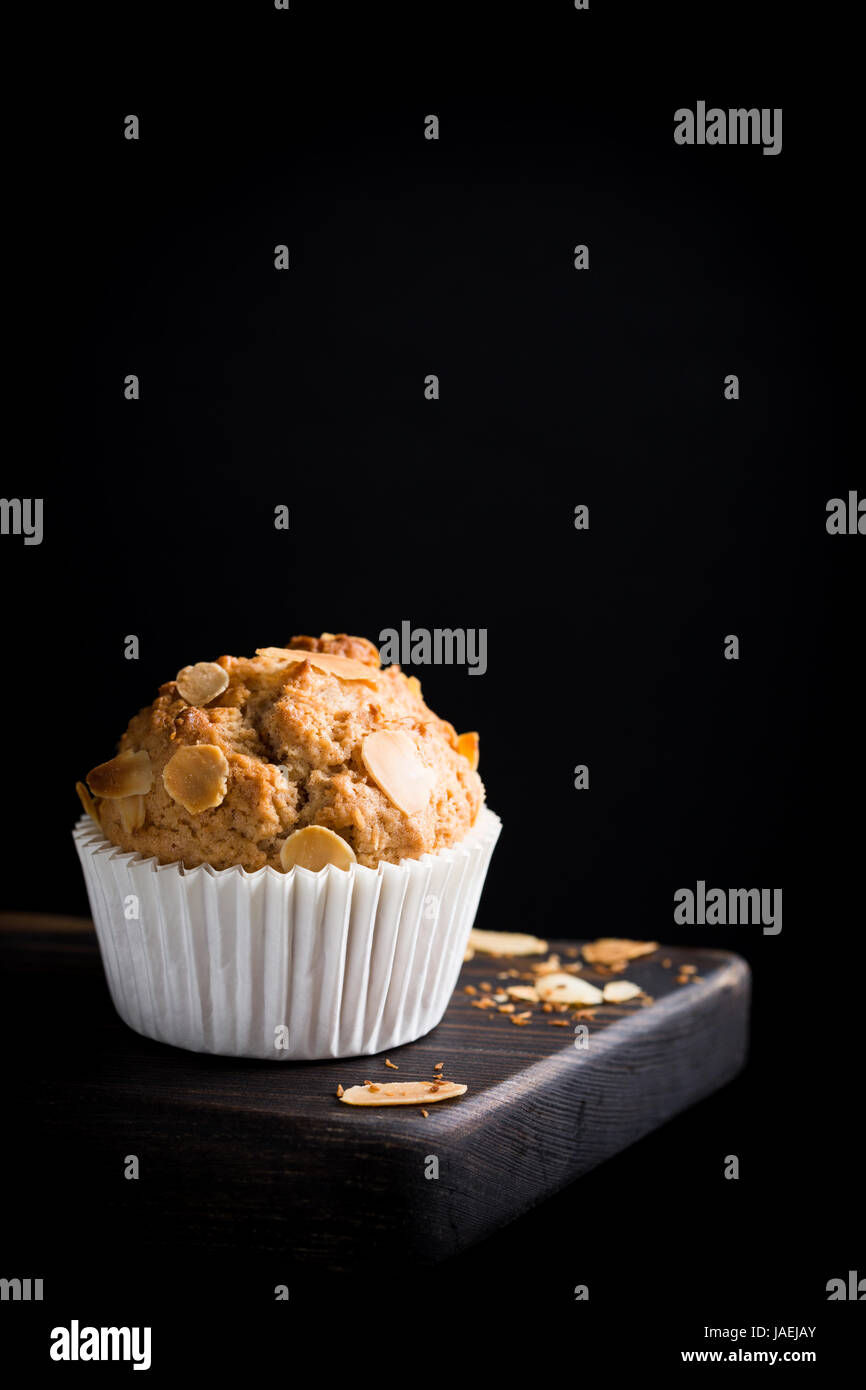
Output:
(73, 634), (501, 1060)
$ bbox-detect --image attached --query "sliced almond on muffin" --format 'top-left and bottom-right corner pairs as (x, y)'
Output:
(163, 744), (229, 814)
(87, 749), (153, 799)
(280, 825), (356, 872)
(361, 730), (436, 815)
(175, 661), (229, 706)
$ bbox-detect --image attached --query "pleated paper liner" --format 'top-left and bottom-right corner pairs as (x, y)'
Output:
(73, 807), (501, 1060)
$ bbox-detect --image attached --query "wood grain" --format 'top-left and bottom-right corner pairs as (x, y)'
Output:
(0, 913), (750, 1266)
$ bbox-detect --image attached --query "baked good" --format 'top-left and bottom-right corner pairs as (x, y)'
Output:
(72, 630), (500, 1061)
(79, 634), (483, 871)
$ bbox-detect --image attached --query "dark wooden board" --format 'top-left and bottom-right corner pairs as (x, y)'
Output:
(0, 914), (749, 1267)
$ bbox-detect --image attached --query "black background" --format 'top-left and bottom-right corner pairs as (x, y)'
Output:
(2, 3), (862, 1371)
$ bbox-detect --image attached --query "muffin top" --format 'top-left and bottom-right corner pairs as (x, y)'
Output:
(77, 634), (483, 871)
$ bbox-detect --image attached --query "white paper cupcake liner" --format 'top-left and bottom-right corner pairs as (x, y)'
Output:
(72, 807), (501, 1060)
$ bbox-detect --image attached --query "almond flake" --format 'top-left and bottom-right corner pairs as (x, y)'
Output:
(116, 794), (146, 833)
(75, 780), (102, 827)
(602, 980), (642, 1004)
(535, 974), (604, 1006)
(286, 649), (380, 685)
(163, 744), (229, 814)
(87, 749), (153, 799)
(339, 1081), (467, 1107)
(175, 661), (229, 706)
(582, 938), (659, 965)
(456, 731), (479, 770)
(467, 930), (549, 958)
(506, 985), (540, 1003)
(279, 824), (356, 872)
(361, 730), (435, 815)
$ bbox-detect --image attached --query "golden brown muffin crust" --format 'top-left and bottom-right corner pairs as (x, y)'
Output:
(86, 636), (484, 871)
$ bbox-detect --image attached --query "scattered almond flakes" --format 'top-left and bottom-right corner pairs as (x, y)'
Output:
(582, 938), (659, 965)
(336, 1083), (344, 1098)
(510, 1016), (531, 1026)
(498, 1003), (516, 1014)
(602, 980), (642, 1004)
(464, 985), (477, 996)
(420, 1108), (429, 1118)
(662, 958), (672, 969)
(479, 982), (493, 993)
(529, 954), (562, 976)
(506, 985), (540, 1003)
(384, 1058), (398, 1070)
(467, 929), (549, 957)
(433, 1062), (444, 1071)
(680, 963), (697, 975)
(549, 1019), (571, 1027)
(536, 974), (604, 1006)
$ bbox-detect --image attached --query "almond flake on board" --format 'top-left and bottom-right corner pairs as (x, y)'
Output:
(582, 938), (659, 965)
(506, 985), (540, 1003)
(384, 1058), (399, 1070)
(535, 974), (604, 1006)
(467, 930), (549, 958)
(339, 1081), (467, 1107)
(87, 749), (153, 799)
(361, 730), (436, 815)
(530, 955), (562, 977)
(175, 661), (229, 706)
(163, 744), (229, 814)
(602, 980), (642, 1004)
(279, 825), (356, 872)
